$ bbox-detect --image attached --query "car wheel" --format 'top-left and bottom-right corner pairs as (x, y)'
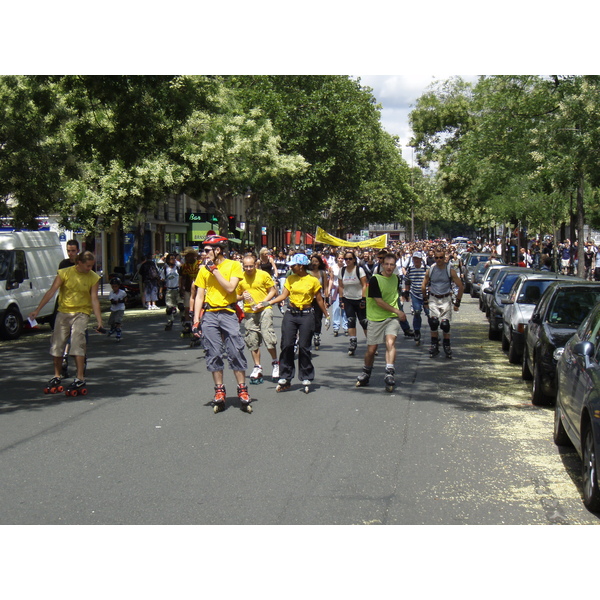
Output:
(470, 286), (476, 298)
(0, 306), (23, 340)
(582, 423), (600, 512)
(508, 333), (521, 364)
(488, 324), (499, 341)
(532, 360), (552, 405)
(501, 330), (510, 352)
(553, 390), (572, 446)
(522, 350), (533, 380)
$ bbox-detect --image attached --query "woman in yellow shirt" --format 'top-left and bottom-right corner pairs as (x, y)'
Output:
(255, 253), (329, 393)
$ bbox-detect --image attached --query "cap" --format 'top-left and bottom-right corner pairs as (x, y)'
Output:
(412, 251), (425, 260)
(289, 253), (310, 266)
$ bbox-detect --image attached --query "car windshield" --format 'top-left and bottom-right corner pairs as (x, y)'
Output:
(517, 280), (553, 304)
(0, 250), (10, 281)
(499, 273), (521, 294)
(469, 255), (488, 266)
(548, 289), (600, 325)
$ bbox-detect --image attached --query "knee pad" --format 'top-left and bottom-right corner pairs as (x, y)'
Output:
(440, 319), (450, 333)
(177, 302), (184, 312)
(428, 316), (439, 331)
(346, 315), (357, 329)
(359, 317), (369, 331)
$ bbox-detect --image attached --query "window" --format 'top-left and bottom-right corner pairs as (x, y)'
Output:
(0, 250), (10, 281)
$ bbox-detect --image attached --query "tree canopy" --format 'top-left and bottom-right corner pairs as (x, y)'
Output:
(0, 75), (413, 239)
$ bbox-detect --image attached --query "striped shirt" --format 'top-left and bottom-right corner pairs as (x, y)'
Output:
(405, 265), (427, 300)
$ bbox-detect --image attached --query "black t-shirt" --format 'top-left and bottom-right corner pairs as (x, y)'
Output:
(58, 258), (74, 270)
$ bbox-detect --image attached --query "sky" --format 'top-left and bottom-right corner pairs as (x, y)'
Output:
(354, 75), (476, 165)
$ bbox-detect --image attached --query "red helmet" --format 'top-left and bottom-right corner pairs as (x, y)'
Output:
(203, 234), (228, 247)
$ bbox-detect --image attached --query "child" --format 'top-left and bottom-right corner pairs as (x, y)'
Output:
(108, 277), (127, 342)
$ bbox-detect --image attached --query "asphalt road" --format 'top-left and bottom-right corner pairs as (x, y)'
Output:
(1, 295), (599, 525)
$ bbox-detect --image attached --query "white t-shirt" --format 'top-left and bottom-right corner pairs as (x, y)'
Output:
(341, 265), (367, 300)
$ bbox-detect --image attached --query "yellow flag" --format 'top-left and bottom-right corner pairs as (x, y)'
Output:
(314, 226), (388, 249)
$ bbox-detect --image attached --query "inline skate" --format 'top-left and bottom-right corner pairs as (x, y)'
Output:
(213, 384), (226, 413)
(238, 383), (252, 413)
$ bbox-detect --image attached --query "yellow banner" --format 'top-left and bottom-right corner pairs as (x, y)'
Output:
(314, 226), (388, 249)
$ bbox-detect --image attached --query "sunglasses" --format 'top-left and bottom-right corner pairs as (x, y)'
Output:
(435, 256), (445, 260)
(345, 257), (355, 261)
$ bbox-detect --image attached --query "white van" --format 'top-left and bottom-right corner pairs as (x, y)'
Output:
(0, 231), (65, 339)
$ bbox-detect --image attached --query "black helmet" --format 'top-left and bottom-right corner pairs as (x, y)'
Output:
(110, 277), (122, 286)
(203, 234), (228, 247)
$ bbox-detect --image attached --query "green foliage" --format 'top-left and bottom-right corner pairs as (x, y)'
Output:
(0, 75), (412, 240)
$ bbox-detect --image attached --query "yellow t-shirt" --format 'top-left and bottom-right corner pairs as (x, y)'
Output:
(195, 259), (244, 311)
(236, 269), (275, 312)
(285, 273), (322, 308)
(57, 266), (101, 315)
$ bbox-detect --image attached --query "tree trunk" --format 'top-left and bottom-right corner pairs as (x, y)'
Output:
(577, 172), (585, 278)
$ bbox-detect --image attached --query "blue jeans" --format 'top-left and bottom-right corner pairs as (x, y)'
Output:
(330, 296), (348, 331)
(410, 294), (430, 331)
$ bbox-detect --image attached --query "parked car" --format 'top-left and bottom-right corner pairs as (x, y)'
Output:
(554, 302), (600, 511)
(478, 264), (511, 312)
(523, 280), (600, 405)
(469, 262), (489, 298)
(484, 267), (530, 340)
(502, 272), (576, 364)
(461, 253), (492, 294)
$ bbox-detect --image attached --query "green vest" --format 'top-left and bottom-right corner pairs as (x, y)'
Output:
(366, 274), (399, 321)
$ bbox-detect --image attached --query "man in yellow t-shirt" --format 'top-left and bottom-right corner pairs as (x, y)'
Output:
(254, 253), (329, 393)
(236, 254), (279, 382)
(193, 235), (250, 412)
(30, 251), (104, 393)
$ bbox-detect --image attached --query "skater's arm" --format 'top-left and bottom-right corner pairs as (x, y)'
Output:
(29, 275), (62, 319)
(373, 297), (407, 320)
(193, 287), (206, 323)
(257, 286), (289, 309)
(314, 289), (330, 319)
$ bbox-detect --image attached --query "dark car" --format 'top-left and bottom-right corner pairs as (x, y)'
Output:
(461, 253), (492, 294)
(501, 272), (575, 365)
(522, 281), (600, 405)
(484, 267), (529, 340)
(554, 302), (600, 511)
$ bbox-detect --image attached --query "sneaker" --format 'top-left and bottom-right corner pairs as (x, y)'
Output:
(271, 361), (280, 379)
(250, 364), (262, 379)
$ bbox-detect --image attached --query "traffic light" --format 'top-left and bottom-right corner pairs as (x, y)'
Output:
(228, 215), (236, 234)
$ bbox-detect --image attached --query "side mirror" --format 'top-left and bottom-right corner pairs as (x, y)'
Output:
(484, 287), (494, 294)
(574, 340), (595, 369)
(530, 313), (542, 324)
(6, 268), (24, 290)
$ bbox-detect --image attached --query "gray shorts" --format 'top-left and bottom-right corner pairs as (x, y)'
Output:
(50, 312), (90, 357)
(202, 310), (247, 373)
(366, 317), (400, 346)
(243, 308), (277, 352)
(165, 288), (180, 309)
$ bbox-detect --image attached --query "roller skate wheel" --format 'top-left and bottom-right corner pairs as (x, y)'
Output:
(80, 388), (88, 395)
(386, 385), (394, 393)
(243, 403), (253, 413)
(44, 387), (50, 394)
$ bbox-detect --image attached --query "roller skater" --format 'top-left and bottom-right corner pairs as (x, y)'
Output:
(65, 377), (87, 397)
(108, 277), (126, 342)
(44, 376), (64, 394)
(162, 253), (181, 332)
(384, 366), (396, 392)
(403, 251), (429, 347)
(236, 254), (279, 384)
(213, 384), (226, 413)
(355, 366), (372, 387)
(338, 251), (369, 356)
(276, 379), (291, 392)
(355, 253), (407, 395)
(348, 336), (358, 356)
(422, 246), (463, 360)
(250, 364), (263, 384)
(238, 383), (252, 412)
(30, 251), (103, 398)
(253, 253), (330, 395)
(193, 235), (248, 413)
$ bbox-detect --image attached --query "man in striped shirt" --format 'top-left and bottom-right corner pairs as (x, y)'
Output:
(402, 252), (429, 346)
